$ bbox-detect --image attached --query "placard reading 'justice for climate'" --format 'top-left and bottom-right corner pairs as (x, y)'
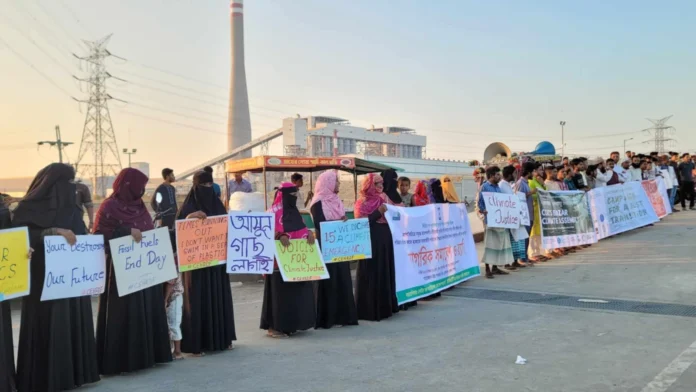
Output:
(110, 227), (177, 297)
(319, 218), (372, 263)
(41, 235), (106, 301)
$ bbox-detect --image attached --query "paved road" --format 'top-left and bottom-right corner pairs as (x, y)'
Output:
(10, 212), (696, 391)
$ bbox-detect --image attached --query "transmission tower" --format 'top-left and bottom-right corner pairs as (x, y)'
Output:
(73, 35), (123, 197)
(642, 115), (675, 154)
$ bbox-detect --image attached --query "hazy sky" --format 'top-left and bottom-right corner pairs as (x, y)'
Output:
(1, 0), (694, 179)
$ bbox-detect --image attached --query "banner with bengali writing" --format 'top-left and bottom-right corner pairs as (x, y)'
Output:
(538, 191), (597, 248)
(0, 227), (31, 302)
(176, 215), (228, 272)
(109, 227), (178, 297)
(641, 180), (668, 218)
(385, 203), (480, 305)
(319, 218), (372, 263)
(41, 235), (106, 301)
(226, 212), (275, 274)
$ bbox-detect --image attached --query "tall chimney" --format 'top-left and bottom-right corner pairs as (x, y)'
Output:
(228, 0), (252, 156)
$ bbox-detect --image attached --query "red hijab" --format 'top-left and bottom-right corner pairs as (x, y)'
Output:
(94, 168), (153, 240)
(412, 180), (430, 206)
(355, 173), (390, 223)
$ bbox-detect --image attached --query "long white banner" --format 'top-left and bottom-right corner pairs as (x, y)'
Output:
(587, 182), (660, 240)
(385, 203), (480, 305)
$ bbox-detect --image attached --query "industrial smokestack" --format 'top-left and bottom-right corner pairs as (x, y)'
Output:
(228, 0), (252, 155)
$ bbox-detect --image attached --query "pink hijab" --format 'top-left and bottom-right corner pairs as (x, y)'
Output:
(354, 173), (390, 223)
(310, 170), (345, 221)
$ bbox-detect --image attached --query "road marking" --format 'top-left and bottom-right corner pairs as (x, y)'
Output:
(578, 299), (609, 304)
(641, 339), (696, 392)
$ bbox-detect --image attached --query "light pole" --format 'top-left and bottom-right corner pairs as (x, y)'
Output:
(623, 138), (633, 155)
(560, 121), (566, 158)
(122, 148), (137, 167)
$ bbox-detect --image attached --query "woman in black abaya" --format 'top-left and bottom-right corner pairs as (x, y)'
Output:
(261, 182), (316, 338)
(94, 168), (172, 375)
(0, 194), (17, 392)
(310, 171), (358, 329)
(12, 163), (100, 391)
(178, 170), (236, 354)
(354, 173), (399, 321)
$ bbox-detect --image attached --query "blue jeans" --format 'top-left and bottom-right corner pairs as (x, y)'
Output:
(670, 187), (677, 207)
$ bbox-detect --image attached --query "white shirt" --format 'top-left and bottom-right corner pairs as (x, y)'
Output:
(617, 167), (631, 183)
(629, 167), (643, 182)
(296, 189), (306, 211)
(595, 169), (613, 188)
(499, 179), (514, 195)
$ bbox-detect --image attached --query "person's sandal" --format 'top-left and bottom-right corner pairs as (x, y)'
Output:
(267, 330), (289, 339)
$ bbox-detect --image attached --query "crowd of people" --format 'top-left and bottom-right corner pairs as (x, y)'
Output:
(475, 150), (695, 279)
(0, 161), (473, 392)
(1, 151), (692, 391)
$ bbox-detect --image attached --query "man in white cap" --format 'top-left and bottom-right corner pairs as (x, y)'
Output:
(617, 158), (632, 183)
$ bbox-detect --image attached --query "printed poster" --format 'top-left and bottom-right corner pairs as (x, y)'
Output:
(109, 227), (177, 297)
(41, 235), (106, 301)
(538, 191), (597, 248)
(641, 180), (667, 218)
(587, 182), (659, 239)
(385, 203), (480, 305)
(227, 212), (275, 274)
(319, 218), (372, 262)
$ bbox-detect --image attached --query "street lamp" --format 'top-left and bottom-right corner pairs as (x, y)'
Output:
(623, 138), (633, 155)
(560, 121), (566, 158)
(123, 148), (137, 167)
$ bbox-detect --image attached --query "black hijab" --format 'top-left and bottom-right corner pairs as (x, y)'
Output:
(431, 180), (445, 203)
(280, 185), (305, 233)
(178, 171), (226, 218)
(13, 163), (81, 231)
(381, 169), (402, 204)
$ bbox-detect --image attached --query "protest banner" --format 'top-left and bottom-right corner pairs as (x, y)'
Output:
(641, 180), (667, 218)
(41, 235), (106, 301)
(481, 192), (521, 229)
(587, 182), (659, 239)
(319, 218), (372, 262)
(657, 177), (673, 215)
(385, 203), (480, 305)
(274, 239), (329, 282)
(517, 192), (531, 226)
(176, 215), (228, 272)
(538, 191), (597, 248)
(0, 227), (30, 302)
(227, 212), (275, 274)
(110, 227), (177, 297)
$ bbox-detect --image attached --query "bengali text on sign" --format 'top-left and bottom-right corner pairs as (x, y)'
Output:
(227, 212), (275, 274)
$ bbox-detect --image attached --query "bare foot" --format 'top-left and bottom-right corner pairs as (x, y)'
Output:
(173, 352), (184, 360)
(228, 343), (235, 350)
(267, 330), (288, 339)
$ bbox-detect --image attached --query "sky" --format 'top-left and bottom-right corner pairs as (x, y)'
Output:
(1, 0), (695, 179)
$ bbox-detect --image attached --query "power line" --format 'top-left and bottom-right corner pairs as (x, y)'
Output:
(29, 0), (86, 50)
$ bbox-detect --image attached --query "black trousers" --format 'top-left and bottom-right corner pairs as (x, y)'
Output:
(681, 181), (695, 209)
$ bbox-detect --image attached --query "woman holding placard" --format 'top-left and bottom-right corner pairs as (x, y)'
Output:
(94, 168), (172, 374)
(12, 163), (100, 391)
(177, 170), (236, 354)
(354, 173), (400, 321)
(0, 192), (17, 392)
(261, 182), (316, 338)
(310, 171), (358, 329)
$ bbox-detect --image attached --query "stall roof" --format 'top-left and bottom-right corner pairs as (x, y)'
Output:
(225, 155), (402, 175)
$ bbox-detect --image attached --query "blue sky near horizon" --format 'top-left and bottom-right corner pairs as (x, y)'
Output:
(1, 0), (694, 178)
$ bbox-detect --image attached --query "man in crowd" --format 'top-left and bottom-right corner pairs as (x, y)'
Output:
(478, 166), (511, 278)
(626, 151), (634, 160)
(610, 151), (620, 162)
(290, 173), (313, 211)
(203, 166), (222, 199)
(398, 176), (413, 207)
(228, 172), (253, 200)
(629, 155), (643, 181)
(659, 155), (679, 212)
(571, 159), (589, 191)
(514, 162), (536, 266)
(151, 168), (178, 231)
(678, 153), (695, 210)
(617, 158), (632, 183)
(602, 159), (620, 186)
(75, 179), (94, 232)
(561, 157), (570, 170)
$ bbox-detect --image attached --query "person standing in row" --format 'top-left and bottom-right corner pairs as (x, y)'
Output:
(178, 170), (236, 354)
(261, 183), (316, 338)
(354, 173), (399, 321)
(478, 166), (512, 278)
(440, 175), (460, 203)
(500, 165), (527, 269)
(412, 180), (430, 207)
(514, 163), (536, 266)
(94, 168), (172, 375)
(310, 171), (358, 329)
(678, 153), (695, 210)
(527, 163), (547, 262)
(12, 163), (100, 391)
(203, 166), (222, 199)
(75, 179), (94, 232)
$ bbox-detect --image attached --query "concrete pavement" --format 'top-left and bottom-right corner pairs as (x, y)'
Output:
(10, 211), (696, 391)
